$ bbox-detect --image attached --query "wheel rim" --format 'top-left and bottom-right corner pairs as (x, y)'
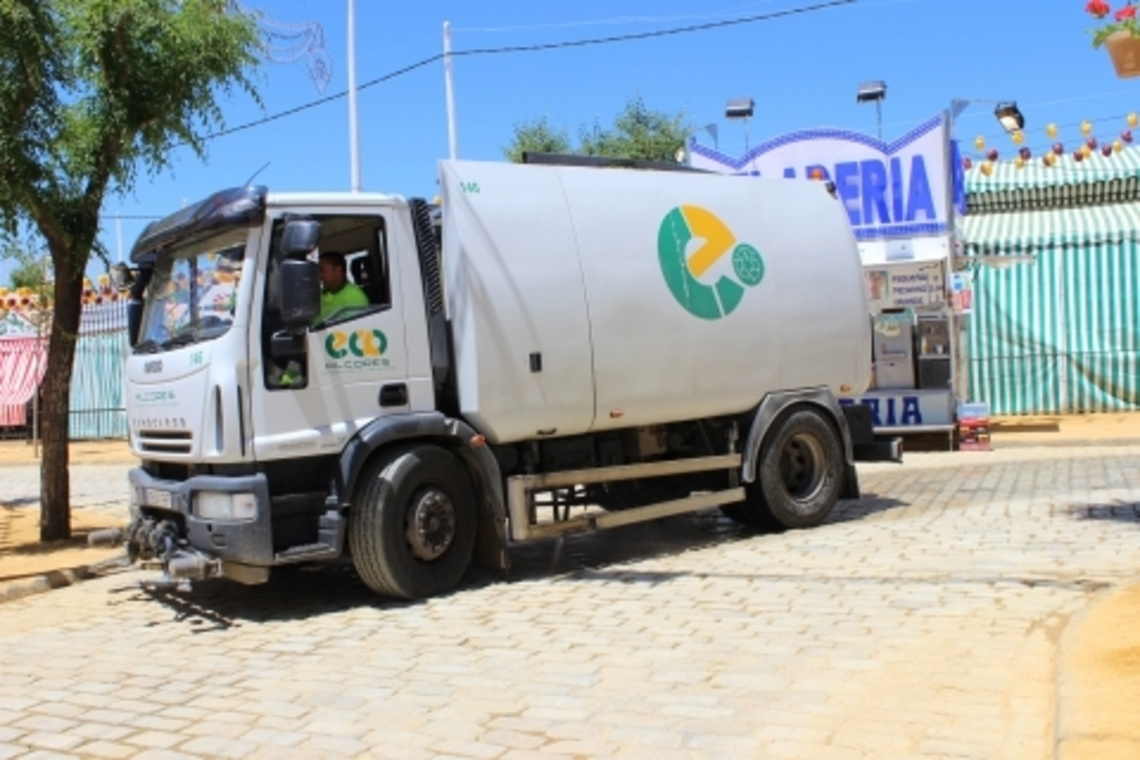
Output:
(405, 487), (456, 562)
(778, 433), (826, 504)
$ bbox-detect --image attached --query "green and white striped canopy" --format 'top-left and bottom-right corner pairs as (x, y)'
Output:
(965, 143), (1140, 193)
(959, 202), (1140, 254)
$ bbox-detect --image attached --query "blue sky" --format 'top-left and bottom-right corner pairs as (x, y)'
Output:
(2, 0), (1136, 283)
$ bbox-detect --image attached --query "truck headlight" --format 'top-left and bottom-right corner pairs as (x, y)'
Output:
(194, 491), (257, 521)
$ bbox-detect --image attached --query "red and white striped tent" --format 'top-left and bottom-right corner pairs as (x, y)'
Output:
(0, 309), (47, 427)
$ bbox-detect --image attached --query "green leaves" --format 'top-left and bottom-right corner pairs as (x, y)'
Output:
(503, 116), (572, 163)
(580, 96), (692, 163)
(504, 96), (692, 164)
(0, 0), (262, 252)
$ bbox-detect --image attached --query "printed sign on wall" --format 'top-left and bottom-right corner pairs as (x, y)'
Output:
(689, 115), (950, 242)
(865, 260), (945, 312)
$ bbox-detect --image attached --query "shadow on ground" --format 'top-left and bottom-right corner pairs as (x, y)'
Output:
(103, 496), (914, 630)
(1070, 500), (1140, 524)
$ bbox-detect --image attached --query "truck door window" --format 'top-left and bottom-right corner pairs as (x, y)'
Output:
(262, 214), (389, 390)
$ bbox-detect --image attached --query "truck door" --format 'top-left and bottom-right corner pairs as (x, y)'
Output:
(251, 208), (429, 461)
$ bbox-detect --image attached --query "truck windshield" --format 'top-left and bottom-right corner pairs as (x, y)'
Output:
(136, 229), (247, 353)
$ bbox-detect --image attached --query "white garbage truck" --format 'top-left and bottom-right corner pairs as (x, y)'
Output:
(109, 156), (899, 599)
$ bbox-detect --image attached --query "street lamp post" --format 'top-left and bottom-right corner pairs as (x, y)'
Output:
(856, 81), (887, 141)
(725, 98), (754, 154)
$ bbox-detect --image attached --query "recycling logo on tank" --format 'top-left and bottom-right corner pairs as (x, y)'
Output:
(658, 205), (765, 320)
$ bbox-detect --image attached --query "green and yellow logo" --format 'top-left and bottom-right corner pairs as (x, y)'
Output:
(324, 329), (390, 371)
(658, 205), (765, 320)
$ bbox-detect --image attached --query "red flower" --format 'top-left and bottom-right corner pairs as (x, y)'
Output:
(1117, 4), (1136, 19)
(1088, 0), (1112, 17)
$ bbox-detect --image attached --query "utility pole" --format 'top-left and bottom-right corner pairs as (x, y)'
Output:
(115, 211), (124, 263)
(347, 0), (362, 191)
(443, 21), (459, 160)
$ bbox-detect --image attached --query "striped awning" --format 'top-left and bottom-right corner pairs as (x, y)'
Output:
(965, 143), (1140, 193)
(965, 144), (1140, 214)
(959, 201), (1140, 254)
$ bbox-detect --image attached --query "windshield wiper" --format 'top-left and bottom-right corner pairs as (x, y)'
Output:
(134, 339), (161, 354)
(162, 331), (201, 350)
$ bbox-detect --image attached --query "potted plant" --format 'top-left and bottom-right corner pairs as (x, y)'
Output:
(1088, 1), (1140, 77)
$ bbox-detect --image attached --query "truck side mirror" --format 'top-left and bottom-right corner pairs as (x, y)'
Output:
(280, 219), (321, 257)
(126, 266), (153, 348)
(109, 262), (135, 289)
(279, 259), (320, 331)
(127, 301), (143, 348)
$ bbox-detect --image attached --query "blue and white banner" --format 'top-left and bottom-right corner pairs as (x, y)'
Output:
(689, 115), (951, 242)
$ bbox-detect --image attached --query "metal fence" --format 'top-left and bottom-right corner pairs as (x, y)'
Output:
(70, 300), (129, 439)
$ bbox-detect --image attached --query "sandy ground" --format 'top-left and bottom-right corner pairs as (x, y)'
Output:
(1058, 584), (1140, 759)
(0, 438), (137, 466)
(0, 504), (123, 582)
(0, 439), (135, 581)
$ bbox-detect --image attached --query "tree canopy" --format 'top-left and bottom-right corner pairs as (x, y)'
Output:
(3, 239), (50, 291)
(0, 0), (262, 540)
(504, 96), (692, 164)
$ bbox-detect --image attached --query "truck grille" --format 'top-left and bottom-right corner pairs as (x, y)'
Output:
(136, 430), (194, 455)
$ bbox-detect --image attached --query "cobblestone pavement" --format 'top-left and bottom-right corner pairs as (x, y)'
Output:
(1, 464), (132, 520)
(1, 447), (1139, 758)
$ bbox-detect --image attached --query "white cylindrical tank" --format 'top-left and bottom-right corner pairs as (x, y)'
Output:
(440, 160), (871, 444)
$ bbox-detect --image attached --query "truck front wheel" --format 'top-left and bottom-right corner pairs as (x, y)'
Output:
(727, 408), (843, 530)
(349, 444), (476, 599)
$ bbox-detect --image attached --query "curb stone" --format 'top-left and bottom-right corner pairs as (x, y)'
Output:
(0, 554), (129, 605)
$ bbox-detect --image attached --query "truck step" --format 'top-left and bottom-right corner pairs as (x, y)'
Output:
(275, 543), (337, 562)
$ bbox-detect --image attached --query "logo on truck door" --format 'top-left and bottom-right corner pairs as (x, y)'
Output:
(658, 206), (765, 320)
(324, 329), (390, 371)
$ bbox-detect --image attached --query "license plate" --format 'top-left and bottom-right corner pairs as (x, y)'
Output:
(144, 488), (173, 510)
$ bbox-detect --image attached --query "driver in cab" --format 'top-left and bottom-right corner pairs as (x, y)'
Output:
(318, 251), (369, 321)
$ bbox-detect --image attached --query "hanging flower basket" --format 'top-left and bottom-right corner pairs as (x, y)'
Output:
(1088, 2), (1140, 77)
(1107, 30), (1140, 76)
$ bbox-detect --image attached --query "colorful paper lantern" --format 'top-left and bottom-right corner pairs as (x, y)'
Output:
(974, 136), (986, 150)
(1047, 123), (1058, 138)
(1012, 131), (1025, 144)
(1081, 121), (1093, 135)
(1129, 113), (1138, 128)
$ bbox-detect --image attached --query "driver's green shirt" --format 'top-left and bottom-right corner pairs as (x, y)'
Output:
(320, 281), (369, 321)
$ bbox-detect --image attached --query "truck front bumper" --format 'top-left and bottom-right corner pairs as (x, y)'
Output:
(127, 467), (274, 582)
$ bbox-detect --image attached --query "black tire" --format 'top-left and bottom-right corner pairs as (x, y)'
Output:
(349, 444), (476, 599)
(740, 408), (844, 530)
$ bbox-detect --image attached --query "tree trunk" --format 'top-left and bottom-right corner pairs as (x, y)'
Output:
(39, 247), (84, 542)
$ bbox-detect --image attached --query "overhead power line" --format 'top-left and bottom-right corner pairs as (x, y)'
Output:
(198, 0), (854, 143)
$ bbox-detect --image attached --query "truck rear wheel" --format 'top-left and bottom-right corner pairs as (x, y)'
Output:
(349, 444), (476, 599)
(729, 408), (843, 530)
